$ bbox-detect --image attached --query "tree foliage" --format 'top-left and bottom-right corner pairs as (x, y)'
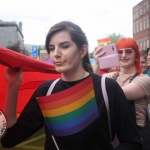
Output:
(89, 52), (94, 58)
(38, 45), (46, 55)
(107, 33), (125, 43)
(7, 42), (29, 56)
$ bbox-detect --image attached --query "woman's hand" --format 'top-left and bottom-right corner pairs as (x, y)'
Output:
(93, 46), (106, 75)
(5, 67), (22, 87)
(93, 46), (106, 62)
(4, 67), (22, 127)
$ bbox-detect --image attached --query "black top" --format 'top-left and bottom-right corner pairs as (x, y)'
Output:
(1, 73), (142, 150)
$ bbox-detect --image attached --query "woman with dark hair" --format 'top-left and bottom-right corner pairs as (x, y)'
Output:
(147, 47), (150, 68)
(1, 23), (142, 150)
(93, 38), (150, 150)
(143, 48), (150, 76)
(140, 50), (148, 73)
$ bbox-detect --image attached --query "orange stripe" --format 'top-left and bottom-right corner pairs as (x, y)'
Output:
(97, 38), (111, 43)
(37, 77), (93, 103)
(39, 83), (93, 110)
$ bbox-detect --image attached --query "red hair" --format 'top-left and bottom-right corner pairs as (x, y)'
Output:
(116, 38), (141, 74)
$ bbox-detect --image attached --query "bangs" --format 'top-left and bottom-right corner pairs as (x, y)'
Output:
(116, 38), (138, 52)
(116, 38), (141, 74)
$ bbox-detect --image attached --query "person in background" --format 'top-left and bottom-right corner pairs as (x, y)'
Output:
(1, 22), (142, 150)
(93, 38), (150, 150)
(140, 50), (148, 73)
(147, 47), (150, 68)
(143, 48), (150, 76)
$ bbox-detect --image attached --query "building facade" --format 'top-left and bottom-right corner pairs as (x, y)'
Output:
(133, 0), (150, 51)
(0, 20), (24, 49)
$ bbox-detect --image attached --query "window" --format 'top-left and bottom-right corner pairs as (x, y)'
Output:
(136, 10), (138, 18)
(140, 21), (142, 31)
(133, 25), (136, 34)
(143, 40), (146, 49)
(136, 23), (139, 33)
(147, 3), (149, 11)
(133, 12), (135, 20)
(147, 39), (150, 48)
(147, 18), (149, 28)
(143, 20), (146, 30)
(140, 41), (142, 50)
(143, 6), (146, 14)
(140, 8), (142, 15)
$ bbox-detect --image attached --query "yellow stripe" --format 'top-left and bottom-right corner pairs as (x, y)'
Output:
(15, 134), (45, 147)
(42, 90), (95, 117)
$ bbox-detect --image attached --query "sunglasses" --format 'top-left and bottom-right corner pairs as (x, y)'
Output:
(117, 49), (134, 55)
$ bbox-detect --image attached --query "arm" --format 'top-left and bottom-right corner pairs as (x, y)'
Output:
(122, 75), (150, 100)
(4, 67), (22, 127)
(1, 80), (45, 148)
(93, 46), (105, 75)
(106, 78), (143, 150)
(122, 83), (146, 100)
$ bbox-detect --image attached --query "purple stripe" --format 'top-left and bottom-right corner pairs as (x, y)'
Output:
(50, 111), (99, 136)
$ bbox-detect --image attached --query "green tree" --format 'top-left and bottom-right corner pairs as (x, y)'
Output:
(38, 45), (45, 55)
(7, 42), (29, 56)
(89, 52), (93, 58)
(107, 33), (125, 43)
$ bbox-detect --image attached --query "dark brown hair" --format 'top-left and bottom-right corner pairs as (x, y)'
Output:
(140, 50), (147, 60)
(45, 21), (93, 73)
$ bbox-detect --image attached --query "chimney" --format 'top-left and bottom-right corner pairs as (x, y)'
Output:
(19, 21), (22, 32)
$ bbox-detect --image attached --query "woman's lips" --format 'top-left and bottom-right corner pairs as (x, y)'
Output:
(121, 59), (129, 62)
(55, 61), (65, 66)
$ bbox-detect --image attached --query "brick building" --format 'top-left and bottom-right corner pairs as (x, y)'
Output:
(0, 20), (24, 49)
(133, 0), (150, 51)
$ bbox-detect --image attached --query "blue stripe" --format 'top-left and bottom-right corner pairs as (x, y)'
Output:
(47, 104), (98, 130)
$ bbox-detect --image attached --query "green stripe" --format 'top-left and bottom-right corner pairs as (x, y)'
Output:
(45, 97), (96, 124)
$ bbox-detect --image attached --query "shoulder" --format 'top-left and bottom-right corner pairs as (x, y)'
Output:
(34, 79), (60, 97)
(91, 73), (122, 92)
(132, 74), (150, 96)
(132, 74), (150, 83)
(106, 72), (122, 79)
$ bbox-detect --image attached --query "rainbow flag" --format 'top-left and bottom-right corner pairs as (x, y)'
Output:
(37, 77), (99, 136)
(97, 37), (111, 46)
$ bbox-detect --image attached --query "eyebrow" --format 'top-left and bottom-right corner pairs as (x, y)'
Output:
(49, 41), (70, 47)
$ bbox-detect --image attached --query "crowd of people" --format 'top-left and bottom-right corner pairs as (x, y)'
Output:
(1, 21), (150, 150)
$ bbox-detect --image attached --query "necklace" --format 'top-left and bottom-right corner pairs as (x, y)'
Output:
(61, 72), (86, 88)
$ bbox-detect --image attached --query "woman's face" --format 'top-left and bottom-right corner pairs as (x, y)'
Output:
(147, 50), (150, 67)
(140, 56), (148, 71)
(117, 48), (136, 69)
(49, 31), (83, 73)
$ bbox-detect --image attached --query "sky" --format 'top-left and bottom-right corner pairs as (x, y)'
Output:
(0, 0), (141, 52)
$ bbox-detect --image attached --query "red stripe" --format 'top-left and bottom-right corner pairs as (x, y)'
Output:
(37, 77), (93, 104)
(38, 83), (93, 109)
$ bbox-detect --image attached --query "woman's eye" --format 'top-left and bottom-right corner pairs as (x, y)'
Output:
(49, 48), (54, 51)
(62, 45), (68, 49)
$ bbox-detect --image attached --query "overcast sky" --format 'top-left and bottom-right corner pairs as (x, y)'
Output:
(0, 0), (141, 52)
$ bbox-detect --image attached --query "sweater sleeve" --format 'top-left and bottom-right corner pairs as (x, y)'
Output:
(132, 74), (150, 97)
(0, 82), (49, 148)
(105, 78), (143, 150)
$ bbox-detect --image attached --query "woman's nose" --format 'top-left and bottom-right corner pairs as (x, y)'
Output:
(122, 51), (126, 57)
(54, 48), (61, 57)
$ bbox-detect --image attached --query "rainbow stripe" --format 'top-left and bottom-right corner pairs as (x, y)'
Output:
(37, 77), (99, 136)
(97, 37), (111, 46)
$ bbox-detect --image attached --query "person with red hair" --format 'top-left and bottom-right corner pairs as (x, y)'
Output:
(93, 38), (150, 150)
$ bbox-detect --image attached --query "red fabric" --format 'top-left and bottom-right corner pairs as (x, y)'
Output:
(0, 46), (58, 73)
(0, 47), (61, 113)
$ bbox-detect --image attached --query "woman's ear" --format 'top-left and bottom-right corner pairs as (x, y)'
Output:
(80, 45), (88, 58)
